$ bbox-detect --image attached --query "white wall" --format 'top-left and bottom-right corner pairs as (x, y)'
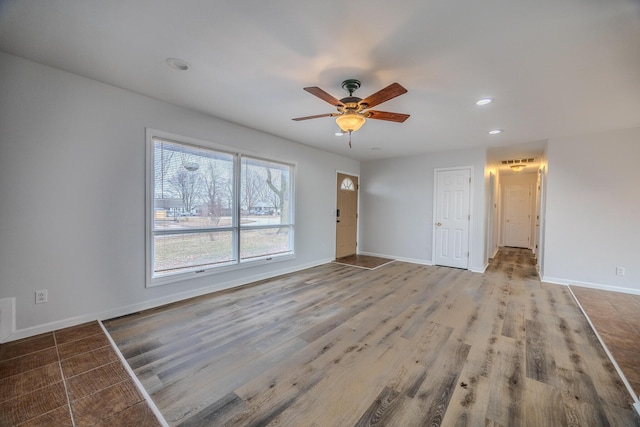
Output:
(543, 127), (640, 294)
(0, 52), (359, 340)
(359, 148), (487, 271)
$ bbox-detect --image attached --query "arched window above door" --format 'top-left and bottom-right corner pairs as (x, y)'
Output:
(340, 177), (355, 191)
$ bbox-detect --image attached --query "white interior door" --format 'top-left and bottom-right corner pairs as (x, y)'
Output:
(434, 168), (471, 269)
(503, 186), (531, 248)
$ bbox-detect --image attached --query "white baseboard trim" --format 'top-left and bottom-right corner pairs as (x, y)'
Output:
(542, 277), (640, 295)
(567, 286), (640, 409)
(469, 262), (488, 274)
(358, 251), (433, 266)
(358, 251), (487, 272)
(2, 258), (332, 343)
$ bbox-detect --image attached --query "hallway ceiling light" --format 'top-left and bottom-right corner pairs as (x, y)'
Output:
(510, 164), (526, 172)
(476, 98), (494, 106)
(166, 58), (190, 71)
(488, 129), (503, 135)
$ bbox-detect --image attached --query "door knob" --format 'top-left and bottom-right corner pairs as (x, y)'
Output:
(436, 222), (442, 226)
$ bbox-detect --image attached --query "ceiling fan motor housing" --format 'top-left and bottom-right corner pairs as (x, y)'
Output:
(341, 79), (361, 96)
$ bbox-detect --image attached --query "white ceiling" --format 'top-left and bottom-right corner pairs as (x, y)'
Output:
(1, 0), (639, 162)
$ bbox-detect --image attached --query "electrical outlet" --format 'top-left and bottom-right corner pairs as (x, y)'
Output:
(35, 289), (47, 304)
(616, 267), (625, 276)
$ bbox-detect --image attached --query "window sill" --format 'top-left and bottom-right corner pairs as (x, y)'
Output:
(146, 252), (296, 288)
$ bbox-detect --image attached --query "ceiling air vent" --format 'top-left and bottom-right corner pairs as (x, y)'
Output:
(501, 158), (535, 165)
(501, 158), (536, 172)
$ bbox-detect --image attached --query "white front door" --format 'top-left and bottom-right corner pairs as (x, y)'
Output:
(503, 185), (531, 248)
(434, 168), (471, 269)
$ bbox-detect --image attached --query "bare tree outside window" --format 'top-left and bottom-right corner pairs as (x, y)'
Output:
(266, 168), (289, 232)
(203, 159), (226, 226)
(241, 164), (263, 215)
(169, 169), (201, 215)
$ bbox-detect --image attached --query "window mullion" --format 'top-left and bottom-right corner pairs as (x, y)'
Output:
(233, 154), (241, 263)
(153, 227), (235, 236)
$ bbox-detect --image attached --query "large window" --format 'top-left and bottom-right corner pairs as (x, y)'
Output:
(147, 131), (294, 285)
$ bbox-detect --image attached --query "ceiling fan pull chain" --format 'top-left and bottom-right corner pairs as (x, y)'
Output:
(348, 131), (352, 148)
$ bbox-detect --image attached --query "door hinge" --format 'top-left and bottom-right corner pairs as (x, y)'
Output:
(467, 252), (470, 257)
(355, 242), (357, 247)
(468, 214), (471, 220)
(469, 177), (471, 183)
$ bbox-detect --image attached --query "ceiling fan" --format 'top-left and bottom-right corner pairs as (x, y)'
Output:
(292, 79), (410, 147)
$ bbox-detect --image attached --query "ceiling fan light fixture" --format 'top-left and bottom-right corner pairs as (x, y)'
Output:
(336, 112), (366, 133)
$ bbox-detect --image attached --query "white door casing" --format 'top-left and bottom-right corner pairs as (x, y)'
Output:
(434, 168), (471, 269)
(503, 185), (531, 248)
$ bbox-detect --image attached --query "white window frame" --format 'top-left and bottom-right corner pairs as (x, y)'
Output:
(146, 128), (295, 287)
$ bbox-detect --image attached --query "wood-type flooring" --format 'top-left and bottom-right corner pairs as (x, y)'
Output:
(105, 248), (639, 426)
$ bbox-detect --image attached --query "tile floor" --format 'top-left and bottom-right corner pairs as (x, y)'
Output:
(570, 286), (640, 398)
(333, 254), (394, 269)
(0, 321), (161, 427)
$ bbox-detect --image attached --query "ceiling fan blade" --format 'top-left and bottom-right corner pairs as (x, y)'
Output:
(292, 113), (338, 121)
(303, 87), (344, 107)
(366, 110), (410, 123)
(360, 83), (407, 109)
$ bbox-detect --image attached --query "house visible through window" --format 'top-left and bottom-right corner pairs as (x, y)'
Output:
(147, 133), (294, 285)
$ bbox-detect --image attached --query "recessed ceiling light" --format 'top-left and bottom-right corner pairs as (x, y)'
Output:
(488, 129), (503, 135)
(476, 98), (494, 106)
(371, 147), (381, 151)
(335, 131), (345, 136)
(166, 58), (190, 71)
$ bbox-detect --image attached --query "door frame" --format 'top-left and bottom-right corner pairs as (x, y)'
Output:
(537, 165), (547, 276)
(486, 171), (497, 259)
(334, 170), (360, 258)
(431, 166), (474, 268)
